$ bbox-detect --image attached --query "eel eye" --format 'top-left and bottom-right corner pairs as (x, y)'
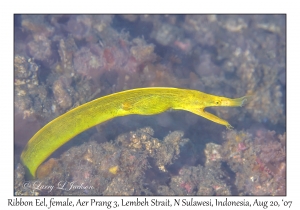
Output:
(216, 101), (220, 105)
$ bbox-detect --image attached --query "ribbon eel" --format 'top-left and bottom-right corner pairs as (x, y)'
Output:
(21, 87), (249, 178)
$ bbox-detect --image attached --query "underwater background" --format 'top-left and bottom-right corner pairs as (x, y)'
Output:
(14, 14), (286, 195)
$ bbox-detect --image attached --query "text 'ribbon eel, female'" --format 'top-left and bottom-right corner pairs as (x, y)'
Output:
(21, 87), (249, 178)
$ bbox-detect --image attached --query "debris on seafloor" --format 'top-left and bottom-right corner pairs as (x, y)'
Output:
(221, 130), (286, 195)
(15, 127), (190, 195)
(15, 126), (285, 195)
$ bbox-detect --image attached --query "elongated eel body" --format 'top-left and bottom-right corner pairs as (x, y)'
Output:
(21, 87), (249, 178)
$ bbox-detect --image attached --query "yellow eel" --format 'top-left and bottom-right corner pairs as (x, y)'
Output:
(21, 87), (249, 178)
